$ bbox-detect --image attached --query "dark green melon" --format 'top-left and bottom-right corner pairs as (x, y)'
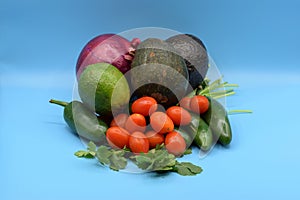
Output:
(130, 38), (189, 108)
(166, 34), (209, 90)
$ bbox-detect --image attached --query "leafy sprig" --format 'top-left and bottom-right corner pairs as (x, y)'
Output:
(183, 148), (193, 155)
(188, 77), (252, 114)
(96, 146), (127, 171)
(75, 142), (202, 176)
(195, 77), (238, 99)
(174, 161), (203, 176)
(130, 145), (202, 176)
(130, 146), (176, 171)
(74, 141), (96, 158)
(74, 142), (127, 171)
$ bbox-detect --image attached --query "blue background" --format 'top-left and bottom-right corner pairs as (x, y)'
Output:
(1, 0), (300, 199)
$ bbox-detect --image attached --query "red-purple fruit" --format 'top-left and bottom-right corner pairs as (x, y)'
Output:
(76, 33), (140, 79)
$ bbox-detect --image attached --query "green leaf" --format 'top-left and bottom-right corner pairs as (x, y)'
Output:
(75, 144), (202, 175)
(174, 161), (203, 176)
(87, 141), (97, 152)
(183, 148), (192, 155)
(174, 164), (192, 175)
(96, 146), (113, 165)
(74, 142), (97, 159)
(180, 162), (202, 174)
(131, 148), (177, 172)
(95, 146), (127, 171)
(154, 151), (176, 170)
(75, 144), (128, 171)
(74, 150), (95, 159)
(135, 155), (153, 170)
(74, 150), (87, 157)
(109, 152), (127, 171)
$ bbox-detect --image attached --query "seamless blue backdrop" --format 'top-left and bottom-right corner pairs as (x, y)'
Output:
(1, 0), (300, 200)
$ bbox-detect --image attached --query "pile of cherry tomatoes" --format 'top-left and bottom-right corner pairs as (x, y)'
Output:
(105, 95), (210, 156)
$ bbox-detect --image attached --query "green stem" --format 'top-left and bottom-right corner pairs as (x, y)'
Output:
(207, 89), (234, 96)
(212, 91), (236, 99)
(49, 99), (68, 107)
(227, 110), (253, 114)
(206, 79), (223, 91)
(224, 83), (239, 87)
(199, 81), (239, 96)
(211, 82), (238, 90)
(198, 79), (221, 95)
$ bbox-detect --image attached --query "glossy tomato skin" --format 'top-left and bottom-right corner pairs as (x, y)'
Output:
(131, 97), (158, 116)
(125, 113), (146, 133)
(145, 130), (165, 149)
(179, 97), (192, 110)
(190, 95), (210, 114)
(129, 132), (149, 153)
(106, 127), (130, 149)
(166, 106), (192, 126)
(150, 112), (174, 134)
(165, 131), (186, 156)
(110, 113), (129, 128)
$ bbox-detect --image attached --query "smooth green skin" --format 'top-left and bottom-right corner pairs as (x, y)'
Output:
(50, 99), (108, 144)
(187, 113), (213, 151)
(202, 98), (232, 146)
(78, 63), (130, 116)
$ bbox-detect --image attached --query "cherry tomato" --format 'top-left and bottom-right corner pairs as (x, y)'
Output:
(106, 127), (130, 149)
(131, 96), (158, 116)
(179, 97), (191, 110)
(150, 111), (174, 134)
(166, 106), (191, 126)
(165, 131), (186, 156)
(125, 113), (146, 133)
(190, 95), (210, 114)
(129, 131), (149, 153)
(145, 130), (165, 149)
(110, 113), (129, 128)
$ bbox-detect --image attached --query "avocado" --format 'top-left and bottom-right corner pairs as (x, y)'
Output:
(166, 34), (209, 90)
(130, 38), (189, 108)
(78, 63), (130, 116)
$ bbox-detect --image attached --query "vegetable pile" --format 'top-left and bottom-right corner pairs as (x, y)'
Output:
(50, 33), (251, 176)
